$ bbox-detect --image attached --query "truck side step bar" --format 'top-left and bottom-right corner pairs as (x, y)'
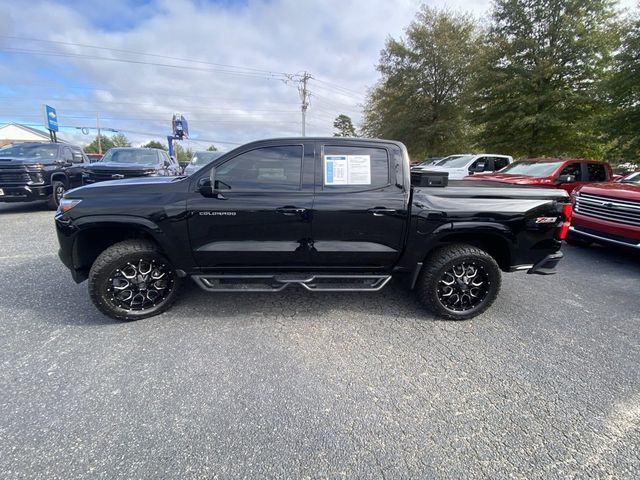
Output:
(191, 274), (392, 292)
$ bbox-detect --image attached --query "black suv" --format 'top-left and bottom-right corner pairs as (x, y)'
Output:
(0, 142), (87, 209)
(82, 148), (180, 184)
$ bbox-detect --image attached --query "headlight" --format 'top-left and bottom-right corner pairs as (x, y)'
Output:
(57, 198), (82, 214)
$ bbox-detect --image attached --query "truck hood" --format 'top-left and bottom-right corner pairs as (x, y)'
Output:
(0, 156), (55, 166)
(85, 162), (159, 171)
(67, 176), (181, 198)
(414, 165), (469, 179)
(466, 173), (539, 184)
(577, 181), (640, 202)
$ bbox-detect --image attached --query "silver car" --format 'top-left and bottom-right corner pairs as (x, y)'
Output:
(183, 151), (223, 175)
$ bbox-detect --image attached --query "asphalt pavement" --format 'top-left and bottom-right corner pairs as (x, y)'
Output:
(0, 201), (639, 479)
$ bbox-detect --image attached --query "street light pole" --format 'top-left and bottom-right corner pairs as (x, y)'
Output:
(96, 112), (102, 154)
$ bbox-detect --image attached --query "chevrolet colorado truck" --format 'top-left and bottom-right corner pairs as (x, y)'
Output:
(55, 138), (571, 321)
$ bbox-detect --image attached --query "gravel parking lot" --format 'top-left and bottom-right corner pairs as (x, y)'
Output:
(1, 201), (639, 479)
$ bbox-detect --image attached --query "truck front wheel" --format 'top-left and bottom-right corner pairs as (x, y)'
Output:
(416, 244), (501, 320)
(88, 239), (182, 321)
(47, 180), (66, 210)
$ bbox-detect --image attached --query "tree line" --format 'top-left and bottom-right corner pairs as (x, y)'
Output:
(83, 134), (217, 161)
(361, 0), (639, 162)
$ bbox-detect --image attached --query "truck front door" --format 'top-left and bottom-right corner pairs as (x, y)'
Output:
(187, 143), (315, 269)
(310, 142), (409, 269)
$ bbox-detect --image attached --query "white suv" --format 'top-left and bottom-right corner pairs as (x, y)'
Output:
(411, 154), (513, 180)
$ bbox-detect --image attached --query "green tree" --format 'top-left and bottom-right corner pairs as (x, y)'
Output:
(333, 114), (357, 137)
(111, 133), (131, 147)
(206, 144), (218, 151)
(141, 140), (167, 150)
(174, 143), (193, 162)
(473, 0), (619, 158)
(362, 7), (480, 158)
(606, 11), (640, 159)
(84, 133), (132, 153)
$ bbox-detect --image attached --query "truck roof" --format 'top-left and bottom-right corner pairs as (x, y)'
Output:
(240, 137), (407, 149)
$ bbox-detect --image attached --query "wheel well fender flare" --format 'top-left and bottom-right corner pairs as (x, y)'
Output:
(418, 222), (516, 272)
(50, 172), (69, 186)
(71, 216), (177, 270)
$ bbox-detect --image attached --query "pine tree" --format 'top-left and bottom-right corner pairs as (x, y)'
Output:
(473, 0), (619, 157)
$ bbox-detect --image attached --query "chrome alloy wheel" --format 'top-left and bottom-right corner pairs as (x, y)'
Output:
(106, 258), (174, 311)
(437, 262), (489, 312)
(54, 184), (65, 204)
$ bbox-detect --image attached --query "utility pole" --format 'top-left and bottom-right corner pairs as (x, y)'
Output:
(96, 112), (102, 154)
(298, 71), (311, 136)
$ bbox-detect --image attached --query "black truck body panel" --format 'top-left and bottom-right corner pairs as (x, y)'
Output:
(55, 138), (569, 284)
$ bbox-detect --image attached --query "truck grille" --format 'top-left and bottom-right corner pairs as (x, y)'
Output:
(575, 192), (640, 227)
(0, 166), (31, 184)
(85, 170), (152, 182)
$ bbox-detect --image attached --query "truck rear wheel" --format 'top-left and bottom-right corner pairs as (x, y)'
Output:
(88, 239), (182, 321)
(416, 244), (501, 320)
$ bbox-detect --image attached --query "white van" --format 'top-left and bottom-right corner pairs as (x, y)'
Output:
(411, 154), (513, 180)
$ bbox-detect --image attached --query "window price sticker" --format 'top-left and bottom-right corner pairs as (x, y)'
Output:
(324, 155), (371, 185)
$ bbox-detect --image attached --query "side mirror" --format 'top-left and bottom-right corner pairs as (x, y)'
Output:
(557, 174), (576, 184)
(163, 159), (171, 168)
(469, 163), (486, 173)
(198, 167), (226, 199)
(197, 176), (213, 197)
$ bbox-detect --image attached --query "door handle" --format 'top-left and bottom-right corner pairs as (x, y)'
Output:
(276, 206), (306, 215)
(368, 207), (397, 216)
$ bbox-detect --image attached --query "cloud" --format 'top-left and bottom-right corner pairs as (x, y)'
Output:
(3, 0), (633, 149)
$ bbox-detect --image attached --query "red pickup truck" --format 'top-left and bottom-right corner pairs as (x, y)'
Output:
(465, 158), (613, 193)
(568, 171), (640, 250)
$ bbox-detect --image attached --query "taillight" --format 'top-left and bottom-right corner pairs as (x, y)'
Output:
(557, 203), (572, 240)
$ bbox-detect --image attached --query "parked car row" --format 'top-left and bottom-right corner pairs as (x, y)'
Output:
(411, 154), (513, 179)
(1, 141), (637, 254)
(0, 142), (222, 209)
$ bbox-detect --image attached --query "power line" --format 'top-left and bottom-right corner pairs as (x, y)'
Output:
(0, 47), (289, 81)
(0, 35), (293, 77)
(312, 77), (366, 99)
(15, 123), (243, 145)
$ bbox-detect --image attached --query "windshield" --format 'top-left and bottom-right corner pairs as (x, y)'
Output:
(499, 161), (564, 176)
(622, 172), (640, 184)
(0, 144), (58, 158)
(100, 149), (159, 165)
(435, 155), (475, 168)
(192, 151), (222, 165)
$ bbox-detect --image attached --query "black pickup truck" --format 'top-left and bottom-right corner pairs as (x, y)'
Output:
(55, 138), (571, 321)
(0, 142), (87, 209)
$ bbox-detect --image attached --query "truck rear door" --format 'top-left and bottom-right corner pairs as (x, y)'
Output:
(310, 142), (409, 269)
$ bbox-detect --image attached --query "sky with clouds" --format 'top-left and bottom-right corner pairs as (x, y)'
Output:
(0, 0), (636, 151)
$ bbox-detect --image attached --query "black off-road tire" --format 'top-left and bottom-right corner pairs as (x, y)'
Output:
(88, 239), (182, 321)
(48, 180), (66, 210)
(416, 244), (501, 321)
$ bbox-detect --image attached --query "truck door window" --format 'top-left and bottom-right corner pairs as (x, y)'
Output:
(586, 163), (607, 181)
(470, 158), (488, 172)
(559, 163), (581, 179)
(493, 157), (509, 170)
(71, 149), (84, 163)
(216, 145), (303, 191)
(63, 148), (73, 162)
(322, 145), (389, 190)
